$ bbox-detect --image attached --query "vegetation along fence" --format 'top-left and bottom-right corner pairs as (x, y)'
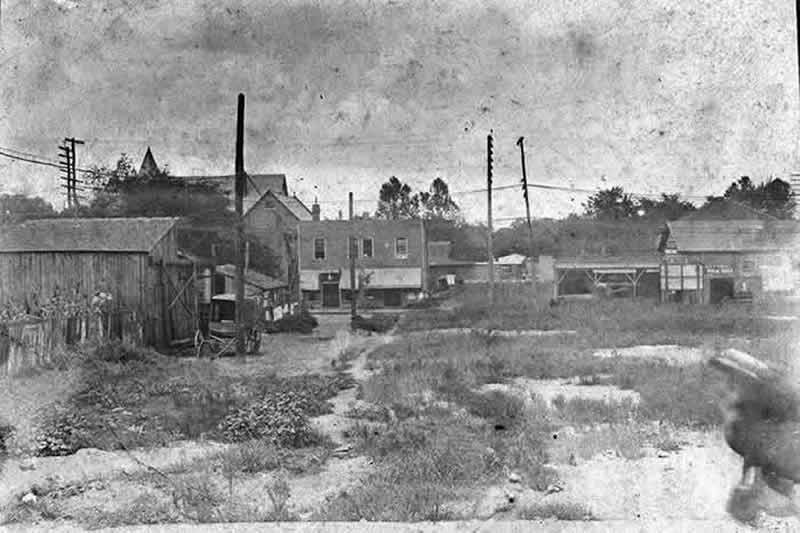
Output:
(0, 310), (144, 377)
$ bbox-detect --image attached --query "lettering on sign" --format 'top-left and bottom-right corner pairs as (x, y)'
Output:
(706, 265), (733, 275)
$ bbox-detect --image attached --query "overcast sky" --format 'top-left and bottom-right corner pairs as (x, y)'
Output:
(1, 0), (798, 223)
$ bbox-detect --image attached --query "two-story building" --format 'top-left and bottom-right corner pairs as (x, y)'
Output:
(138, 148), (313, 293)
(298, 216), (428, 308)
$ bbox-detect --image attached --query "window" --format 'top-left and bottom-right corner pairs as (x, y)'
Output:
(395, 237), (408, 258)
(212, 273), (226, 296)
(314, 238), (326, 260)
(211, 300), (235, 322)
(362, 238), (373, 258)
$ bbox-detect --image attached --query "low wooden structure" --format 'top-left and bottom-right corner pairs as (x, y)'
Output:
(553, 255), (662, 299)
(0, 217), (198, 348)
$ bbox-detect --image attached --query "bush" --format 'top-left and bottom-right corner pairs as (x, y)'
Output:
(462, 390), (526, 430)
(34, 405), (101, 456)
(219, 391), (323, 447)
(351, 314), (397, 334)
(263, 308), (318, 334)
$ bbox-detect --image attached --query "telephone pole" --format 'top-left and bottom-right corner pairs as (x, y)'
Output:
(58, 137), (84, 209)
(349, 192), (357, 319)
(516, 137), (536, 284)
(487, 131), (495, 306)
(234, 93), (246, 356)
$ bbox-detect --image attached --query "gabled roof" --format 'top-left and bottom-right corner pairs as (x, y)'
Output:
(270, 192), (313, 221)
(215, 264), (287, 291)
(176, 174), (288, 215)
(665, 219), (800, 252)
(138, 147), (160, 177)
(0, 217), (179, 253)
(496, 253), (528, 265)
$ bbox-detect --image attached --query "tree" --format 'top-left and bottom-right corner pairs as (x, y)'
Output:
(419, 178), (459, 221)
(711, 176), (795, 219)
(76, 154), (281, 276)
(636, 194), (696, 221)
(583, 187), (636, 220)
(375, 176), (419, 219)
(0, 194), (57, 225)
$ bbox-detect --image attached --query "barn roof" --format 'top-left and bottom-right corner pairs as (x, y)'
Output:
(0, 217), (180, 253)
(665, 219), (800, 252)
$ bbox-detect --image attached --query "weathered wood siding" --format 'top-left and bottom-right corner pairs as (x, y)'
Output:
(0, 227), (197, 347)
(0, 252), (151, 312)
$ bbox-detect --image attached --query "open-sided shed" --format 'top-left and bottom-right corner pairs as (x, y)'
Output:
(553, 255), (662, 299)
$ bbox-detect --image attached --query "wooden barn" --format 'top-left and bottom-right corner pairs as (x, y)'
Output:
(0, 217), (198, 347)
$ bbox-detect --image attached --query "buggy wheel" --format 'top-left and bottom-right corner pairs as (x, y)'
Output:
(194, 330), (205, 358)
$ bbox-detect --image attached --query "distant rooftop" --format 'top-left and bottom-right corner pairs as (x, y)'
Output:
(0, 217), (179, 253)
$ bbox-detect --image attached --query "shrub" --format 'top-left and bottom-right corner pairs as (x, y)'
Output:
(218, 391), (322, 447)
(34, 405), (100, 456)
(462, 390), (525, 430)
(351, 314), (397, 334)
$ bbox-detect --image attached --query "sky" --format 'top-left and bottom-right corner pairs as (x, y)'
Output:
(1, 0), (798, 224)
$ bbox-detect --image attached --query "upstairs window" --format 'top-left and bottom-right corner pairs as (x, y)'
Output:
(395, 237), (408, 258)
(314, 238), (326, 260)
(362, 238), (374, 258)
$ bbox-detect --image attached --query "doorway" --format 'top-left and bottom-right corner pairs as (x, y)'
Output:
(321, 282), (340, 308)
(709, 278), (734, 304)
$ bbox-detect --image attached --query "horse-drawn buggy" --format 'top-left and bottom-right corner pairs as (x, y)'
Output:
(194, 293), (263, 357)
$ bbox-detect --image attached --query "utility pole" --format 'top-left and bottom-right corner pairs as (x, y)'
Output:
(349, 192), (357, 318)
(58, 137), (84, 209)
(516, 137), (536, 284)
(487, 131), (495, 306)
(58, 142), (72, 209)
(234, 93), (246, 356)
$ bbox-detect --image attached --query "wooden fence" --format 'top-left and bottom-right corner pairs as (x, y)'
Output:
(0, 310), (144, 377)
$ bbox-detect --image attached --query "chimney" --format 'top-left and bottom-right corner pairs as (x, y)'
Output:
(312, 198), (321, 221)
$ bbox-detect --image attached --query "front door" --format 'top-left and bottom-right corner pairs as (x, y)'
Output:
(322, 282), (340, 307)
(710, 278), (734, 304)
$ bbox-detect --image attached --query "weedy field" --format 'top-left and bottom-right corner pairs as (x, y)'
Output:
(1, 286), (799, 528)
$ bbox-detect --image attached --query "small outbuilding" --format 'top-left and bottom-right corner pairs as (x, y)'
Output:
(0, 217), (197, 346)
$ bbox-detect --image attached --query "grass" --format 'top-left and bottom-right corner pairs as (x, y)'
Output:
(518, 502), (596, 521)
(402, 284), (800, 347)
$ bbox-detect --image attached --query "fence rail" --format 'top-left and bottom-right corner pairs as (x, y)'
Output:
(0, 310), (144, 377)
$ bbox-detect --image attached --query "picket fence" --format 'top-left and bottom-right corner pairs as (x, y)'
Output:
(0, 311), (144, 377)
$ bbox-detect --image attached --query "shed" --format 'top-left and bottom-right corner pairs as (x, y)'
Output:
(0, 217), (197, 346)
(553, 255), (662, 299)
